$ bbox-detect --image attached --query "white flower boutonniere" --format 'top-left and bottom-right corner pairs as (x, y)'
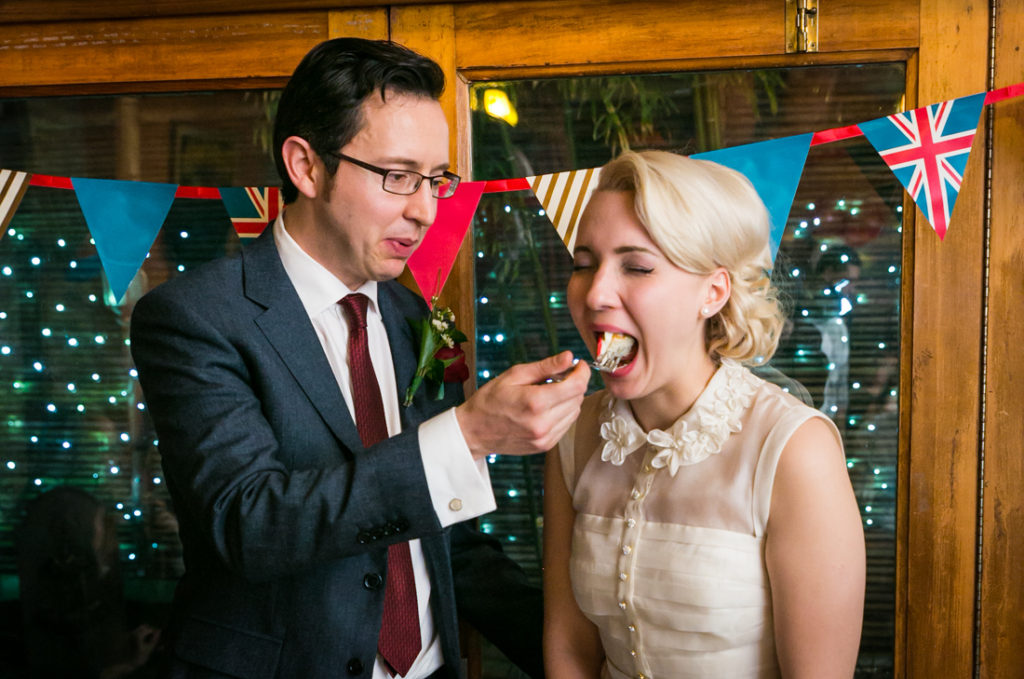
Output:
(403, 296), (469, 407)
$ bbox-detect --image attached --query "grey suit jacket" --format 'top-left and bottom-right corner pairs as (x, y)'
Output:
(130, 228), (542, 679)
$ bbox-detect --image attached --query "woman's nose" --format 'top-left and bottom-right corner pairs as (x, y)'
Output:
(585, 265), (618, 310)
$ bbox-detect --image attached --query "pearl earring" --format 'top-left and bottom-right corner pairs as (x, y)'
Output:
(701, 306), (710, 317)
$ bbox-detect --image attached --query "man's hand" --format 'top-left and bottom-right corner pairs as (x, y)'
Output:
(456, 351), (589, 459)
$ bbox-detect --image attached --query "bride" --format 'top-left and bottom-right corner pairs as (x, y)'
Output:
(543, 150), (865, 678)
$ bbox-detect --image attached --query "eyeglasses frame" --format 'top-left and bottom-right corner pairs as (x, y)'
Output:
(324, 150), (461, 199)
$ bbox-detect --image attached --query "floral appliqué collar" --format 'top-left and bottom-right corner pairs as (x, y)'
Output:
(598, 360), (760, 476)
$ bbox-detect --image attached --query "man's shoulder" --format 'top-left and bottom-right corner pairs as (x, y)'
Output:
(138, 249), (245, 311)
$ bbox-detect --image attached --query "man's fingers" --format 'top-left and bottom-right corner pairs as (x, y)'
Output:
(508, 350), (577, 384)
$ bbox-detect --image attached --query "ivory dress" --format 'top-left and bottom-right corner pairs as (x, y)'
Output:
(557, 360), (842, 679)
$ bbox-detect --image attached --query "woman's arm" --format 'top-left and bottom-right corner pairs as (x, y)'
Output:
(543, 447), (604, 678)
(766, 417), (866, 678)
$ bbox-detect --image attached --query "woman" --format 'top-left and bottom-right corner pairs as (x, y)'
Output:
(543, 150), (865, 679)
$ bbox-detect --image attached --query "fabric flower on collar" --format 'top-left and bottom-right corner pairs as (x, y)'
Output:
(598, 361), (759, 475)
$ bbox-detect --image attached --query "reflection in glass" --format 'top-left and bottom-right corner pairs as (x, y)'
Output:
(0, 92), (278, 605)
(471, 64), (904, 676)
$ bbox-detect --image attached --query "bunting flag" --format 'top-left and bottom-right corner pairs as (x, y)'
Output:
(406, 180), (486, 304)
(694, 133), (814, 262)
(0, 169), (31, 234)
(71, 177), (178, 303)
(526, 167), (602, 252)
(0, 83), (1018, 303)
(858, 92), (986, 240)
(219, 186), (283, 240)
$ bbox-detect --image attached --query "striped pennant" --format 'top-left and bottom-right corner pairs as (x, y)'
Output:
(526, 167), (601, 252)
(0, 169), (31, 235)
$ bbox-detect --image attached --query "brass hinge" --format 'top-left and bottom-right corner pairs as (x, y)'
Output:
(785, 0), (819, 53)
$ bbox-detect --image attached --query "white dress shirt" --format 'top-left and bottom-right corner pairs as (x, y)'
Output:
(274, 215), (496, 678)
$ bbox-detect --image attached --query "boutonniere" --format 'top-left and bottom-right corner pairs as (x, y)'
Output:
(403, 296), (469, 406)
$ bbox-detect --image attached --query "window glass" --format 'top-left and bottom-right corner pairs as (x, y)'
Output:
(0, 91), (279, 608)
(471, 64), (904, 676)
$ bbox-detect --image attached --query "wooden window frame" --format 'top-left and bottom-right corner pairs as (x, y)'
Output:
(2, 2), (1019, 676)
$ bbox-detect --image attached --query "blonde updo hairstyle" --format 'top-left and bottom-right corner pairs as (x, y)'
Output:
(595, 150), (785, 364)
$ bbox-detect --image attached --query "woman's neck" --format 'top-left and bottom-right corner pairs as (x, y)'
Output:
(629, 353), (719, 432)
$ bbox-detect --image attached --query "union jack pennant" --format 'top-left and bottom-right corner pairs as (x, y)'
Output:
(0, 169), (31, 235)
(858, 92), (986, 240)
(219, 186), (283, 240)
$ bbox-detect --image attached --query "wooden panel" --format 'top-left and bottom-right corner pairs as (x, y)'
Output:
(979, 4), (1024, 677)
(391, 4), (479, 390)
(453, 0), (915, 69)
(820, 0), (919, 52)
(455, 0), (781, 68)
(905, 1), (988, 677)
(0, 10), (383, 88)
(0, 0), (476, 23)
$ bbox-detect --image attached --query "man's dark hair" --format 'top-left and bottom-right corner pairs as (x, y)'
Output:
(273, 37), (445, 204)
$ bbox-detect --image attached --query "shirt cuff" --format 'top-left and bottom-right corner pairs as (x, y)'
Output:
(419, 408), (497, 527)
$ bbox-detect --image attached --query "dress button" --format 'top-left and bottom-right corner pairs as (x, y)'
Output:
(449, 498), (463, 512)
(626, 518), (636, 528)
(630, 649), (638, 657)
(618, 601), (627, 610)
(619, 572), (628, 581)
(357, 531), (371, 544)
(622, 545), (632, 555)
(346, 658), (364, 675)
(630, 489), (642, 500)
(628, 624), (636, 632)
(363, 572), (383, 590)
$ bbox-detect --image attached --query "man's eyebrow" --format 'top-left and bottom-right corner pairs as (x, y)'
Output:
(376, 156), (451, 173)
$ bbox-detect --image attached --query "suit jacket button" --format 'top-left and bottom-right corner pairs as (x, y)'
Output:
(363, 572), (383, 590)
(346, 658), (364, 675)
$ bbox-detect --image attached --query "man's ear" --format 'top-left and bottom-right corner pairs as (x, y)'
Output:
(704, 267), (731, 315)
(280, 136), (321, 200)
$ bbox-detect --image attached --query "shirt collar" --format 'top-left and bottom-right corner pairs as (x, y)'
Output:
(273, 213), (379, 319)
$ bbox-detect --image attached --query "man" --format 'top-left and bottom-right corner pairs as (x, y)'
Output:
(129, 38), (589, 679)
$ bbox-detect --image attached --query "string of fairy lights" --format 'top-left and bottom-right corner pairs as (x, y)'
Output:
(0, 190), (899, 581)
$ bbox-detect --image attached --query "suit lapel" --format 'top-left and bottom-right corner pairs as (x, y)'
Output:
(377, 281), (426, 429)
(242, 229), (364, 454)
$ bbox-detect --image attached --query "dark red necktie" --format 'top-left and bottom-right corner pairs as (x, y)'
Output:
(340, 293), (421, 676)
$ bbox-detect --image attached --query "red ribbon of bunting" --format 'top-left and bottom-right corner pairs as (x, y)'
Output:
(22, 81), (1024, 197)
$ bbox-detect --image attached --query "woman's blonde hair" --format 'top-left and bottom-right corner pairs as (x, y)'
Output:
(596, 150), (784, 364)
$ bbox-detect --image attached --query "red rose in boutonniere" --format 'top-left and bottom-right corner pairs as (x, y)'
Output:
(435, 344), (469, 383)
(403, 296), (469, 406)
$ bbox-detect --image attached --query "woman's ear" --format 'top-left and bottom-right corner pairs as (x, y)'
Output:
(280, 136), (321, 200)
(704, 267), (731, 316)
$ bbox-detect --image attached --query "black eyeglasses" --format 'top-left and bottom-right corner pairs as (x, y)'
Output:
(325, 151), (461, 199)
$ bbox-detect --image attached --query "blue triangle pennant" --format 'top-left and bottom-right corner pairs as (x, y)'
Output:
(71, 177), (178, 303)
(693, 133), (814, 262)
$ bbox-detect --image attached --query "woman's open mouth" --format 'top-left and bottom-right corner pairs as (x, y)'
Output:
(592, 331), (638, 373)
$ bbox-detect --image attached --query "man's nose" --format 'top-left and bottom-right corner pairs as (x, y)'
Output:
(404, 179), (437, 226)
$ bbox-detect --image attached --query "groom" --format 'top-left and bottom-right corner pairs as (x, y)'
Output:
(130, 37), (589, 679)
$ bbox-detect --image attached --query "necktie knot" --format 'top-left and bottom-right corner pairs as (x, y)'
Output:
(340, 293), (369, 330)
